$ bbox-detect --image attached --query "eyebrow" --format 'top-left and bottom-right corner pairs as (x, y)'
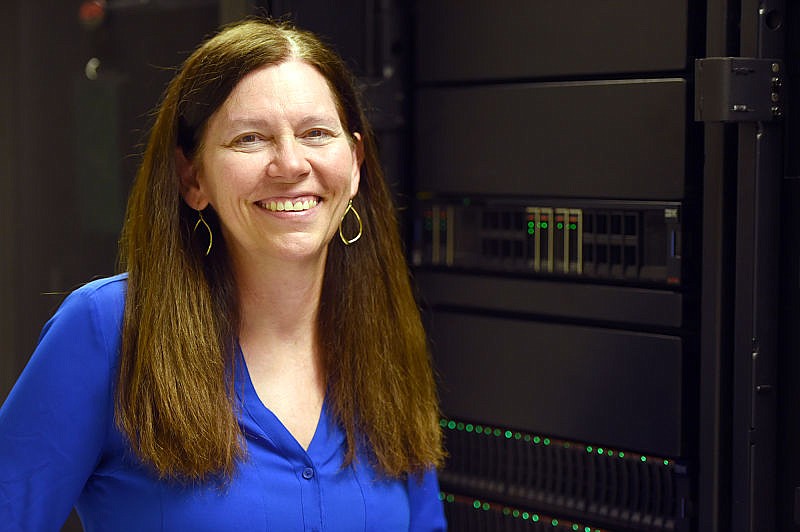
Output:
(223, 114), (342, 131)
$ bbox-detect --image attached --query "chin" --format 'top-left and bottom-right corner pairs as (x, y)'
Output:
(272, 241), (331, 262)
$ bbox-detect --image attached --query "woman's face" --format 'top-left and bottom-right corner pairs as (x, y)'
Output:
(182, 59), (362, 267)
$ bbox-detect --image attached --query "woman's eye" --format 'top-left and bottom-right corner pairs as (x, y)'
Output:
(303, 129), (332, 142)
(236, 133), (260, 144)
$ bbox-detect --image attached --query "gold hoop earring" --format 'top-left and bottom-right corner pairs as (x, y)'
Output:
(193, 209), (213, 255)
(339, 199), (362, 245)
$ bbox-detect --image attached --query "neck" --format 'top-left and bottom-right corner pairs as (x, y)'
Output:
(233, 249), (327, 359)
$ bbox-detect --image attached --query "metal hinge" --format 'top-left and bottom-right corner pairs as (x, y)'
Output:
(694, 57), (784, 122)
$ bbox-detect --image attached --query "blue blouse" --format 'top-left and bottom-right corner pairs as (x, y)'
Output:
(0, 275), (446, 531)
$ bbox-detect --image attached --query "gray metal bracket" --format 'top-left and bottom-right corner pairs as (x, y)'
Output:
(694, 57), (784, 122)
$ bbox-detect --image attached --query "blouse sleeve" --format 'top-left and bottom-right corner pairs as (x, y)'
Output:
(407, 468), (447, 531)
(0, 280), (122, 531)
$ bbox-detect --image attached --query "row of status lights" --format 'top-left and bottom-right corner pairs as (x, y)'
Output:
(440, 418), (674, 468)
(439, 491), (608, 532)
(525, 219), (579, 234)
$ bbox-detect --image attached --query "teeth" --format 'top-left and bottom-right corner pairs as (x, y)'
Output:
(261, 198), (318, 212)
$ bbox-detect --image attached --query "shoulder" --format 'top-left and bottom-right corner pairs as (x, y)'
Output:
(41, 273), (128, 351)
(68, 273), (128, 306)
(60, 273), (127, 313)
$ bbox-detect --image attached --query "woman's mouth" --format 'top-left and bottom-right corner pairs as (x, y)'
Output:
(257, 198), (319, 212)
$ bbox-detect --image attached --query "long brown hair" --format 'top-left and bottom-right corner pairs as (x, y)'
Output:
(117, 19), (443, 481)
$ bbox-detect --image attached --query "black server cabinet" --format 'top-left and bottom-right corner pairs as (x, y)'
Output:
(411, 1), (785, 531)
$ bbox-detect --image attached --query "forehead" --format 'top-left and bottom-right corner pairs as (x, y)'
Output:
(220, 60), (340, 120)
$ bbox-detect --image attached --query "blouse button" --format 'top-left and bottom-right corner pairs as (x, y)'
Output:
(302, 467), (315, 480)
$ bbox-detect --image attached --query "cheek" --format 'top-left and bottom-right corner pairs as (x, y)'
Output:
(337, 148), (361, 192)
(201, 155), (266, 200)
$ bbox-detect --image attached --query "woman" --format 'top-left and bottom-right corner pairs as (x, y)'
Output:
(0, 19), (445, 530)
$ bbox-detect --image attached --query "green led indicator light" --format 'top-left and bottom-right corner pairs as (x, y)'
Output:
(607, 450), (614, 456)
(552, 518), (559, 526)
(570, 223), (577, 230)
(573, 525), (580, 531)
(473, 500), (481, 510)
(475, 426), (483, 434)
(664, 460), (670, 466)
(586, 446), (593, 453)
(527, 228), (535, 235)
(505, 430), (513, 439)
(447, 421), (456, 430)
(514, 432), (522, 440)
(465, 424), (474, 433)
(493, 429), (502, 437)
(540, 222), (548, 229)
(438, 492), (445, 501)
(618, 452), (625, 458)
(585, 528), (592, 532)
(533, 436), (542, 444)
(557, 222), (564, 230)
(544, 438), (551, 446)
(532, 514), (540, 522)
(597, 448), (604, 455)
(482, 502), (490, 511)
(512, 510), (520, 518)
(641, 456), (647, 462)
(524, 435), (531, 442)
(528, 221), (535, 228)
(439, 419), (447, 428)
(446, 495), (455, 503)
(456, 422), (464, 431)
(522, 512), (530, 520)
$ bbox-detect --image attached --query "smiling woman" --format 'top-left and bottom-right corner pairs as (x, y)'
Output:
(0, 18), (445, 531)
(180, 60), (362, 269)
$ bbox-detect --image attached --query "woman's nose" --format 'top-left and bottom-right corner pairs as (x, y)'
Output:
(267, 136), (311, 181)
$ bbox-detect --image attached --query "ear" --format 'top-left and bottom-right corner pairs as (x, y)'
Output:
(176, 147), (208, 210)
(349, 132), (364, 198)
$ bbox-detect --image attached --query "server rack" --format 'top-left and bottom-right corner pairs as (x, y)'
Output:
(411, 1), (786, 531)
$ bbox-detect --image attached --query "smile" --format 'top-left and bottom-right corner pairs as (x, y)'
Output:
(257, 198), (319, 212)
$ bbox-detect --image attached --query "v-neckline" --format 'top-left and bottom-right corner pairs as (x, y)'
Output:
(235, 344), (326, 455)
